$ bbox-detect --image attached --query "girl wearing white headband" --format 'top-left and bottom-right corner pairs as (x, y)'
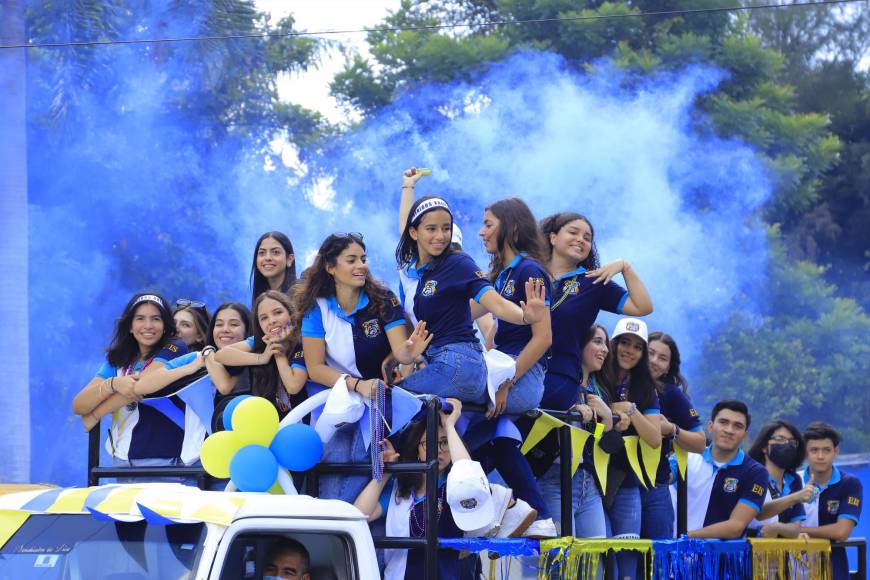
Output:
(395, 169), (547, 404)
(72, 292), (190, 478)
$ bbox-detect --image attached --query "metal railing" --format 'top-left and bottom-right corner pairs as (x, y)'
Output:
(86, 401), (865, 579)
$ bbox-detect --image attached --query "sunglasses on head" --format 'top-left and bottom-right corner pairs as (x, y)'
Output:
(176, 298), (206, 309)
(331, 232), (364, 242)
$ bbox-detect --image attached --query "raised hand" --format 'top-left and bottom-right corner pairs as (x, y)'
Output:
(382, 439), (400, 464)
(405, 321), (433, 360)
(519, 279), (547, 324)
(440, 397), (463, 427)
(403, 167), (429, 188)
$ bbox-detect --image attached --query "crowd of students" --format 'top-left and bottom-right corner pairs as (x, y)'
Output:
(73, 169), (862, 580)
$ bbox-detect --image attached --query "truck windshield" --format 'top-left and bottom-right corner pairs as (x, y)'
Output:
(0, 514), (206, 579)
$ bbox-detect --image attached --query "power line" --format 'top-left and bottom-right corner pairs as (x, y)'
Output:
(0, 0), (864, 50)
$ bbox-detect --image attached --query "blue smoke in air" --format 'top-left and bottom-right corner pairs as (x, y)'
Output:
(22, 42), (770, 485)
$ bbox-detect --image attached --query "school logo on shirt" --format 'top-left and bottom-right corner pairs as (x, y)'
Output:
(292, 350), (304, 361)
(752, 483), (765, 496)
(503, 280), (516, 297)
(689, 408), (698, 417)
(390, 296), (400, 307)
(166, 343), (178, 352)
(847, 496), (861, 507)
(362, 319), (381, 338)
(564, 280), (580, 295)
(529, 277), (545, 287)
(475, 271), (486, 279)
(827, 500), (840, 515)
(422, 280), (438, 296)
(723, 478), (739, 493)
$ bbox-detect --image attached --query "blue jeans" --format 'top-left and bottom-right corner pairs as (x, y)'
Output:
(541, 372), (580, 410)
(317, 423), (369, 503)
(473, 438), (551, 520)
(503, 358), (545, 414)
(540, 465), (607, 538)
(605, 485), (641, 580)
(401, 342), (487, 404)
(639, 483), (674, 539)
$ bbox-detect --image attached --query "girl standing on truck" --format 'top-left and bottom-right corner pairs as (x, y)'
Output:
(294, 232), (432, 503)
(73, 292), (189, 471)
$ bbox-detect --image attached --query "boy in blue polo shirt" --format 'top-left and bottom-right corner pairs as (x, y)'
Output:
(684, 399), (769, 538)
(800, 422), (863, 580)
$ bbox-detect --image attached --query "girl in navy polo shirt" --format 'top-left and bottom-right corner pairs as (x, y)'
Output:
(539, 324), (616, 540)
(603, 318), (661, 579)
(73, 292), (189, 472)
(250, 231), (296, 306)
(644, 332), (707, 539)
(539, 212), (652, 410)
(293, 233), (431, 502)
(396, 173), (547, 404)
(215, 290), (308, 417)
(747, 420), (812, 537)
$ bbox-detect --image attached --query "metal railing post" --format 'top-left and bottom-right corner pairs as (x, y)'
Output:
(558, 424), (573, 537)
(424, 397), (440, 580)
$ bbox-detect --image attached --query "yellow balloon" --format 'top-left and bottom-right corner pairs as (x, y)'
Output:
(200, 430), (244, 478)
(232, 396), (279, 447)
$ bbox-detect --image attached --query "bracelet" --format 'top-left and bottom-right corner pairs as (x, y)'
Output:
(352, 378), (361, 393)
(109, 377), (116, 393)
(673, 424), (681, 440)
(402, 186), (414, 190)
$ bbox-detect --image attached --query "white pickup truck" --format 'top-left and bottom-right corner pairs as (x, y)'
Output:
(0, 483), (379, 580)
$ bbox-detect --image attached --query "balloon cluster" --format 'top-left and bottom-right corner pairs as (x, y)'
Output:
(200, 396), (323, 492)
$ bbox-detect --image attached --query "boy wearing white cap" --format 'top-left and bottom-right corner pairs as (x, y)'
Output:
(354, 398), (536, 580)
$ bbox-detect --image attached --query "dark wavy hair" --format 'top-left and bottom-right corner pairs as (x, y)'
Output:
(394, 420), (453, 500)
(106, 292), (177, 369)
(604, 333), (657, 410)
(250, 290), (298, 403)
(207, 302), (253, 349)
(395, 196), (456, 269)
(748, 419), (806, 472)
(484, 198), (548, 282)
(540, 212), (600, 271)
(292, 233), (396, 331)
(648, 331), (689, 394)
(250, 231), (297, 306)
(582, 324), (612, 392)
(173, 304), (211, 352)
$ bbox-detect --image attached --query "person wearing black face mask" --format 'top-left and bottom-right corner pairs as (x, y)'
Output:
(747, 419), (815, 537)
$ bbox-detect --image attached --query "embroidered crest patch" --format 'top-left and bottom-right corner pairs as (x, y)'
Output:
(362, 319), (381, 338)
(564, 280), (580, 295)
(626, 321), (640, 332)
(503, 280), (516, 296)
(422, 281), (438, 296)
(460, 498), (478, 509)
(827, 500), (840, 514)
(723, 477), (739, 493)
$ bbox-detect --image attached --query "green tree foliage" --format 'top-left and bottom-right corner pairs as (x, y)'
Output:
(330, 0), (869, 434)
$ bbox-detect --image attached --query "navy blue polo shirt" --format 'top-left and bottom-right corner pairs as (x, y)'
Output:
(548, 267), (628, 381)
(654, 381), (703, 484)
(302, 290), (405, 380)
(684, 447), (768, 533)
(802, 467), (862, 579)
(398, 252), (493, 349)
(493, 255), (552, 363)
(611, 379), (660, 487)
(96, 338), (189, 460)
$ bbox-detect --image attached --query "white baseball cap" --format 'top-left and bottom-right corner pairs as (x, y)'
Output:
(446, 459), (494, 531)
(611, 317), (648, 343)
(451, 223), (463, 248)
(314, 375), (365, 444)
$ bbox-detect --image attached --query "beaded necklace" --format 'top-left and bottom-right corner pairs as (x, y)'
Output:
(370, 379), (388, 481)
(409, 483), (446, 537)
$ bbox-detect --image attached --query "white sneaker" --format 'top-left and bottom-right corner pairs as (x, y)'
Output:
(523, 517), (558, 539)
(464, 483), (512, 538)
(497, 498), (537, 538)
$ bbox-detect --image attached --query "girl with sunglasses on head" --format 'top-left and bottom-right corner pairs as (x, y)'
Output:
(73, 293), (189, 473)
(215, 290), (308, 418)
(538, 212), (652, 411)
(747, 420), (813, 538)
(603, 318), (662, 580)
(292, 232), (431, 502)
(643, 331), (706, 539)
(395, 169), (547, 405)
(250, 231), (296, 306)
(173, 299), (211, 353)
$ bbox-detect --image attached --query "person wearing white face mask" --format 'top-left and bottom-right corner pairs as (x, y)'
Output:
(262, 538), (311, 580)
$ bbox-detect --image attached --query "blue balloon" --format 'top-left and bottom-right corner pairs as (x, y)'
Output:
(222, 395), (252, 431)
(270, 424), (323, 472)
(229, 445), (278, 492)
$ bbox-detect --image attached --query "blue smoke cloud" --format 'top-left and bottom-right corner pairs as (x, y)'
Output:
(21, 40), (770, 485)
